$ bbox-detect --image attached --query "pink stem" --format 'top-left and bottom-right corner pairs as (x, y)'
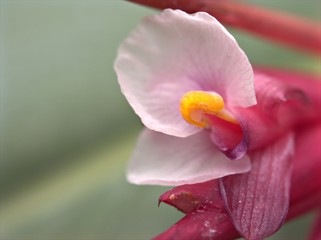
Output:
(128, 0), (321, 55)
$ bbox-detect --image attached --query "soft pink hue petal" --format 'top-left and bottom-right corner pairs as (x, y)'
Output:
(220, 132), (294, 240)
(248, 71), (321, 148)
(238, 73), (305, 149)
(115, 9), (255, 137)
(254, 68), (321, 118)
(127, 129), (251, 186)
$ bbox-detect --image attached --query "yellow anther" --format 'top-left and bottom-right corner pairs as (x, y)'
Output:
(180, 91), (238, 128)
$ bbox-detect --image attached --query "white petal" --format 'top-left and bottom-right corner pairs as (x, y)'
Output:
(115, 9), (256, 138)
(127, 129), (251, 186)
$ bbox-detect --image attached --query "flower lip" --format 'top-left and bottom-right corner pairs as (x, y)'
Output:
(127, 129), (251, 186)
(180, 91), (239, 128)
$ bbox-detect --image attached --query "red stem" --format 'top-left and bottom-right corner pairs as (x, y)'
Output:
(128, 0), (321, 55)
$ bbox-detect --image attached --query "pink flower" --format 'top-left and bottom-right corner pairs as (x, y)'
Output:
(114, 8), (321, 240)
(115, 9), (255, 185)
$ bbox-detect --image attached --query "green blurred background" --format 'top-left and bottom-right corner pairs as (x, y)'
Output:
(0, 1), (320, 239)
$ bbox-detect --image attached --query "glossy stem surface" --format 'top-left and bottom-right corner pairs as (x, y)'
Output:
(128, 0), (321, 55)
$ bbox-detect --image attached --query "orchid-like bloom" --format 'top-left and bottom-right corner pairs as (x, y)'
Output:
(115, 8), (321, 240)
(115, 9), (256, 185)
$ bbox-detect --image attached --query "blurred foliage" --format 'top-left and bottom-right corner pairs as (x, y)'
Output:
(0, 1), (320, 239)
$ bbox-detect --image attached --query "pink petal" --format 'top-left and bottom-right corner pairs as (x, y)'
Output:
(247, 71), (320, 148)
(127, 129), (251, 186)
(254, 68), (321, 112)
(237, 73), (304, 150)
(220, 132), (295, 240)
(114, 9), (255, 137)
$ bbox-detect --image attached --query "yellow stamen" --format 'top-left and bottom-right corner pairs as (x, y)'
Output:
(180, 91), (238, 128)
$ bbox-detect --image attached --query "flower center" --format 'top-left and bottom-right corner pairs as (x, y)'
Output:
(180, 91), (238, 128)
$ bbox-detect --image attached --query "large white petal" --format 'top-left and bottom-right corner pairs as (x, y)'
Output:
(115, 9), (256, 138)
(127, 129), (251, 186)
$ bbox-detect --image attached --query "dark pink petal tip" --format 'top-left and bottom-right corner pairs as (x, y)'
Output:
(221, 123), (249, 161)
(158, 180), (222, 214)
(209, 116), (249, 161)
